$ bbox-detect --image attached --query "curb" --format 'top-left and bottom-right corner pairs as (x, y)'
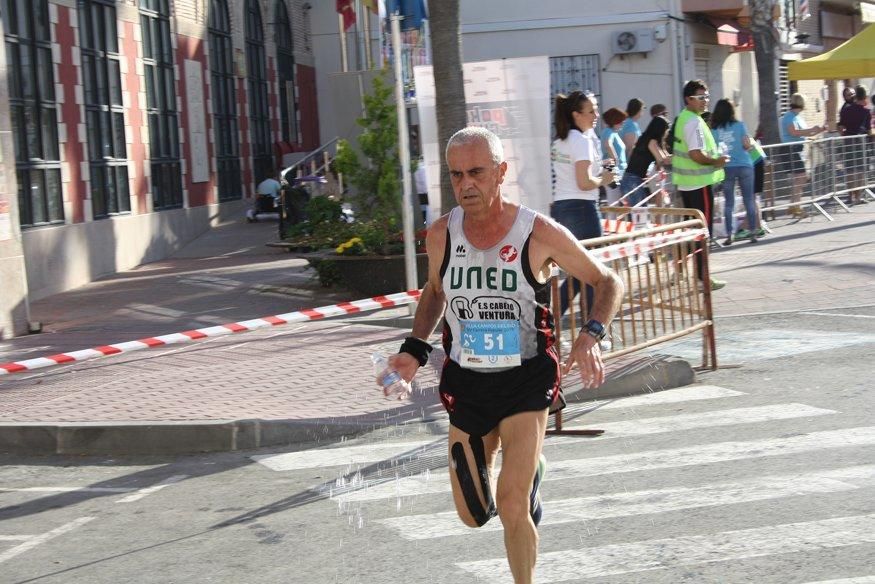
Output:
(568, 354), (696, 402)
(0, 354), (695, 456)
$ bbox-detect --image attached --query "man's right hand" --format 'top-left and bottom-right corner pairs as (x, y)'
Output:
(601, 170), (616, 186)
(713, 155), (729, 168)
(387, 352), (420, 383)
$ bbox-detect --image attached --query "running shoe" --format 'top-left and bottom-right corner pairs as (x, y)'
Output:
(530, 454), (547, 526)
(710, 278), (727, 291)
(735, 228), (751, 239)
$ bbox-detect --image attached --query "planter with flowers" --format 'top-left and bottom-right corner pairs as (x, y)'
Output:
(280, 71), (429, 297)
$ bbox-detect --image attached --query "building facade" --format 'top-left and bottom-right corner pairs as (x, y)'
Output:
(311, 0), (872, 146)
(0, 0), (320, 338)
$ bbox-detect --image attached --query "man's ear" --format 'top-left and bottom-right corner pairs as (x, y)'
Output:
(497, 161), (508, 184)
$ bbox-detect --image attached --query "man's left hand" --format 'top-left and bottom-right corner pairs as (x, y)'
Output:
(562, 334), (605, 389)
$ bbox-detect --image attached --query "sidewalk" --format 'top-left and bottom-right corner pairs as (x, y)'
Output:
(1, 207), (872, 455)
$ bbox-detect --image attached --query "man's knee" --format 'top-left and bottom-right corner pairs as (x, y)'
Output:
(496, 487), (532, 530)
(454, 507), (483, 529)
(450, 438), (496, 528)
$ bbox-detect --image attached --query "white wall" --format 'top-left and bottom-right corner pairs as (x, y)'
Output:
(458, 5), (680, 134)
(718, 50), (760, 132)
(312, 1), (766, 160)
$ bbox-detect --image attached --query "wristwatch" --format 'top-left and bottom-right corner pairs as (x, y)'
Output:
(582, 319), (607, 342)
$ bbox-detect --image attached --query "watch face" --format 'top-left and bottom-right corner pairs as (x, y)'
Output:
(585, 320), (606, 340)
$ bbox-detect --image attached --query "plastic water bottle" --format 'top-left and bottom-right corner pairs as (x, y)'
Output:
(371, 353), (412, 400)
(718, 142), (730, 157)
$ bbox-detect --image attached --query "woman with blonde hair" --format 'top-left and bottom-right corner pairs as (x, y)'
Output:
(778, 93), (824, 217)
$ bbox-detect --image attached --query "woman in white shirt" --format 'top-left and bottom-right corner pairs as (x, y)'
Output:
(550, 90), (616, 314)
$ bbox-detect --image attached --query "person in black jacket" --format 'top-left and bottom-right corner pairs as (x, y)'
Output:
(619, 104), (672, 206)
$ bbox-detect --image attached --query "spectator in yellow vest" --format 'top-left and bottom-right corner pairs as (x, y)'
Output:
(670, 80), (729, 290)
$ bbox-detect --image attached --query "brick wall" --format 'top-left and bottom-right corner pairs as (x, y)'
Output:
(42, 0), (318, 214)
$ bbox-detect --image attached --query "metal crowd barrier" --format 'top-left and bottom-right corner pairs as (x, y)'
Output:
(548, 207), (717, 435)
(760, 134), (875, 220)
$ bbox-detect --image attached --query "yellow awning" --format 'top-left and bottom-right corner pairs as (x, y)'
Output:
(787, 24), (875, 80)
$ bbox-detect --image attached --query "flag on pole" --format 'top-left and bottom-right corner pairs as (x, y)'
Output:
(798, 0), (810, 21)
(337, 0), (356, 31)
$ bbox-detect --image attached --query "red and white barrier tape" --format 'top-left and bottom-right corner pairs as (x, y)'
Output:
(594, 228), (708, 263)
(0, 229), (708, 378)
(602, 218), (637, 233)
(0, 290), (422, 377)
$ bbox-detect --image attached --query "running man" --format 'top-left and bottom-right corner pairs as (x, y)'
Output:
(384, 127), (624, 583)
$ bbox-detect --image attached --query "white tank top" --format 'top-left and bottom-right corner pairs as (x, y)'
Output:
(441, 205), (554, 370)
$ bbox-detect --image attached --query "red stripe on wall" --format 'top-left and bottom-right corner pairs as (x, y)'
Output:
(296, 65), (320, 151)
(238, 73), (253, 199)
(55, 6), (86, 223)
(268, 56), (279, 138)
(122, 20), (147, 214)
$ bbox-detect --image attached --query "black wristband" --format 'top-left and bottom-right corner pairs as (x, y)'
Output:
(399, 336), (433, 367)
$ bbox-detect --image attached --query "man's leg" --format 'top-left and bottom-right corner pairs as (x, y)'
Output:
(447, 424), (501, 528)
(496, 409), (549, 584)
(681, 188), (707, 280)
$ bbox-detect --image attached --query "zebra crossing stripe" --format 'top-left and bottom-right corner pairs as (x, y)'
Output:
(332, 426), (875, 503)
(801, 578), (875, 584)
(376, 464), (875, 540)
(455, 513), (875, 583)
(253, 385), (743, 472)
(252, 440), (440, 471)
(550, 403), (834, 440)
(0, 487), (132, 494)
(258, 401), (826, 473)
(589, 385), (744, 411)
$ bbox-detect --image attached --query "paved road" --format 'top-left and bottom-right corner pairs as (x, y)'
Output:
(1, 306), (873, 583)
(1, 207), (873, 580)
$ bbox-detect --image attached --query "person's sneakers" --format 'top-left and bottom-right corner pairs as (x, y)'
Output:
(755, 227), (766, 237)
(735, 228), (751, 239)
(722, 237), (733, 246)
(709, 277), (727, 291)
(530, 454), (547, 527)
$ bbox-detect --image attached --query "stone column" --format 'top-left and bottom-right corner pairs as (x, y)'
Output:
(0, 15), (30, 339)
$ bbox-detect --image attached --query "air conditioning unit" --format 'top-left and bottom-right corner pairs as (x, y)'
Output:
(611, 29), (655, 55)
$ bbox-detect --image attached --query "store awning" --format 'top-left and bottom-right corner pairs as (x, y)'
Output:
(788, 24), (875, 80)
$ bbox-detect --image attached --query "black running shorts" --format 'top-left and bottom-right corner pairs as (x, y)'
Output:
(438, 349), (563, 437)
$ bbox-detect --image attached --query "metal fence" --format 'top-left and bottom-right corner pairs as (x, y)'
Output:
(615, 135), (874, 230)
(549, 208), (717, 434)
(758, 134), (875, 220)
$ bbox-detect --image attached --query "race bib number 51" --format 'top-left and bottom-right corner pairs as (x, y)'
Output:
(459, 320), (521, 368)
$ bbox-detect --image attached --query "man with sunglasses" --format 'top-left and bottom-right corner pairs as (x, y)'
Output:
(671, 79), (729, 290)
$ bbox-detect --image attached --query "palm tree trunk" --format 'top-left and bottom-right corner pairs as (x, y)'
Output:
(427, 0), (466, 214)
(749, 0), (781, 144)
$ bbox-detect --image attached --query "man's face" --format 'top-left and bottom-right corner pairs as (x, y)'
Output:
(447, 140), (507, 211)
(844, 89), (855, 103)
(686, 89), (709, 114)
